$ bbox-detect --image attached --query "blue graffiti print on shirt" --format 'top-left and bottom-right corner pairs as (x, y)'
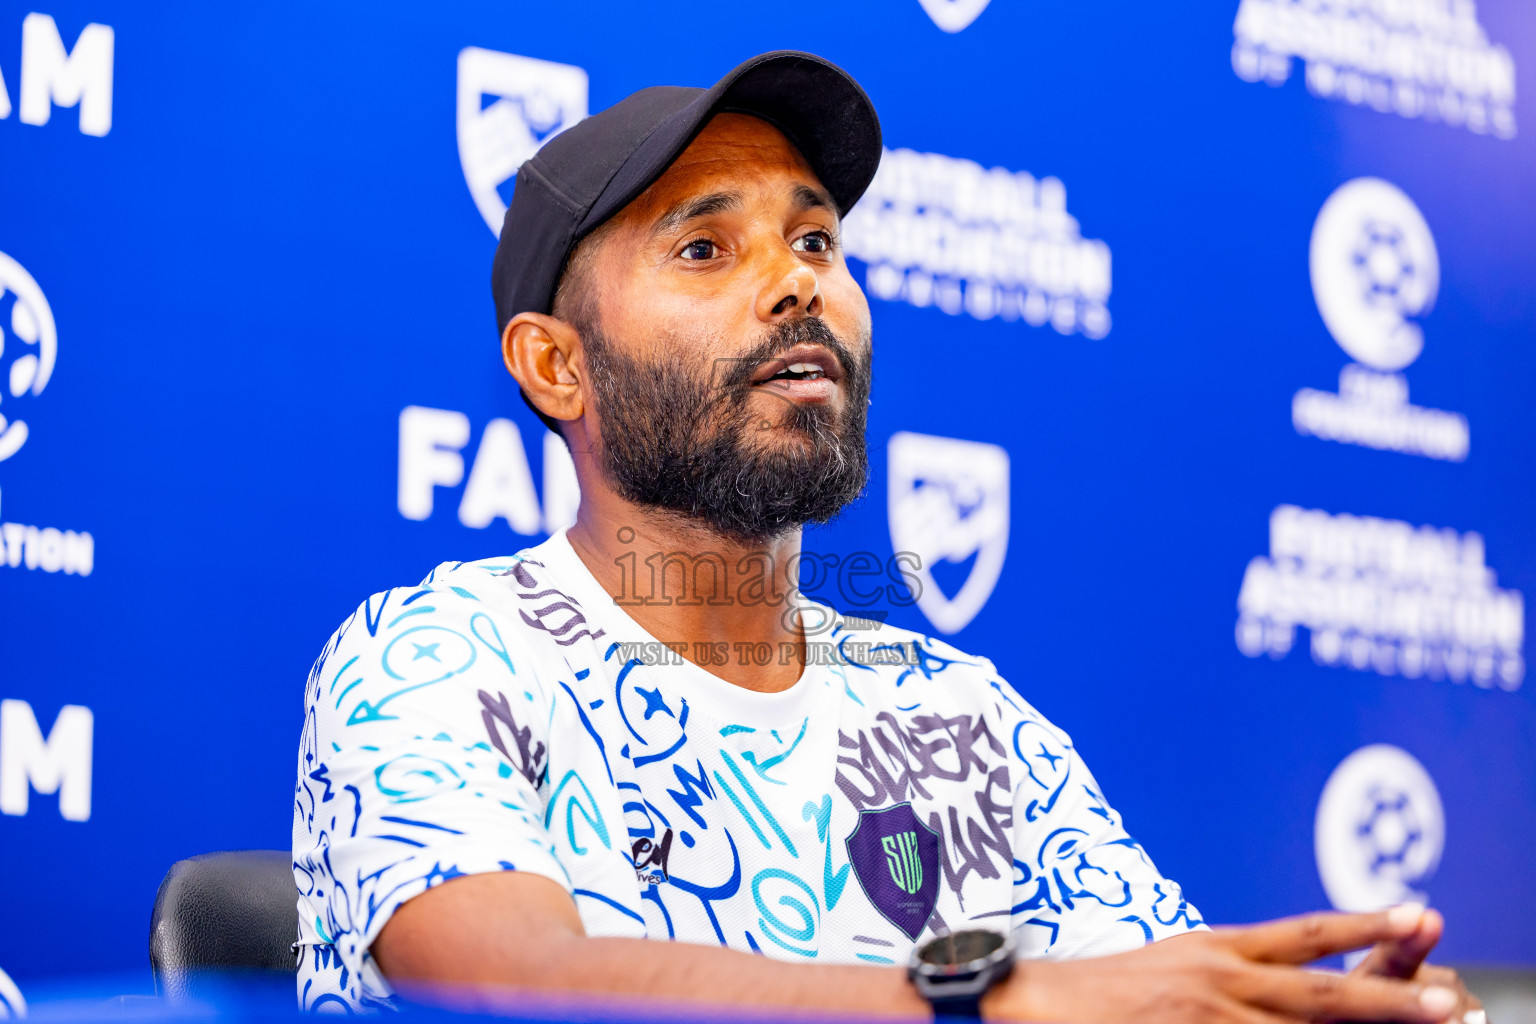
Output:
(293, 537), (1204, 1009)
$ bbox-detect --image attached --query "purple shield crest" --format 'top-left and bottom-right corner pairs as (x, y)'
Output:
(844, 802), (941, 940)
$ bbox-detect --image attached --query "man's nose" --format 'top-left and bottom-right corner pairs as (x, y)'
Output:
(756, 247), (823, 321)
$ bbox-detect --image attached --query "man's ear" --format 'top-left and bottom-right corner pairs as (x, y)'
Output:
(502, 312), (584, 426)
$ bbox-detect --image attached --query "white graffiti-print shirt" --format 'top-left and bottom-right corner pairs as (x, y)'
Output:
(292, 531), (1204, 1010)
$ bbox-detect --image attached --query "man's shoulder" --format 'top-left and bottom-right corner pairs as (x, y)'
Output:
(305, 537), (580, 686)
(824, 609), (1064, 735)
(340, 536), (571, 624)
(822, 610), (1003, 697)
(415, 532), (570, 593)
(824, 610), (995, 674)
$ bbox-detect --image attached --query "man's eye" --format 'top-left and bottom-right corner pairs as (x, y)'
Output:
(793, 231), (833, 254)
(681, 239), (717, 260)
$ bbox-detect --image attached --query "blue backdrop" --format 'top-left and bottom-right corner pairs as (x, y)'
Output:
(0, 0), (1532, 988)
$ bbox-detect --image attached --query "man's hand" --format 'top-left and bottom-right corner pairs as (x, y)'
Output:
(984, 906), (1478, 1024)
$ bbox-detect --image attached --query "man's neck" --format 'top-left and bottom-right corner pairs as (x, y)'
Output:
(565, 501), (808, 693)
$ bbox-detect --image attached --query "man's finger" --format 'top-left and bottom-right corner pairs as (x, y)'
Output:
(1352, 907), (1443, 978)
(1227, 906), (1428, 964)
(1414, 964), (1482, 1024)
(1241, 964), (1462, 1023)
(1417, 965), (1458, 986)
(1207, 995), (1301, 1024)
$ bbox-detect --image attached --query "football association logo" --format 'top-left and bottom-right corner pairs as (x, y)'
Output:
(1315, 744), (1444, 912)
(1310, 178), (1439, 372)
(456, 48), (589, 236)
(888, 431), (1010, 634)
(0, 251), (58, 463)
(917, 0), (992, 32)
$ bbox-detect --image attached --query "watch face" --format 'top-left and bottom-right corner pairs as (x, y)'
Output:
(917, 929), (1007, 969)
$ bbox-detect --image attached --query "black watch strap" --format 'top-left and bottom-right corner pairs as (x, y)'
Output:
(910, 928), (1013, 1021)
(930, 993), (984, 1019)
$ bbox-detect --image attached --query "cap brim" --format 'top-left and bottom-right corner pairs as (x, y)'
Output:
(578, 51), (882, 237)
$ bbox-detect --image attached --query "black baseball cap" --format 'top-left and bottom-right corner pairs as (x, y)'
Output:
(490, 50), (883, 335)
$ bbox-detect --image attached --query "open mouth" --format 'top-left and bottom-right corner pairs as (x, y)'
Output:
(764, 362), (826, 382)
(748, 345), (844, 388)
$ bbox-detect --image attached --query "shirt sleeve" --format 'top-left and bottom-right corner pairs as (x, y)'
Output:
(292, 580), (567, 1008)
(993, 665), (1206, 960)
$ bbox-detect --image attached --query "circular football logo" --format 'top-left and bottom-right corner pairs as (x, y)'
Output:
(1309, 178), (1439, 372)
(1315, 744), (1444, 912)
(0, 250), (59, 463)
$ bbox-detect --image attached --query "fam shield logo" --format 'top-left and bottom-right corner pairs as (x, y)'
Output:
(845, 803), (940, 940)
(917, 0), (991, 32)
(1315, 744), (1444, 912)
(1310, 178), (1438, 373)
(0, 964), (23, 1019)
(888, 431), (1009, 635)
(457, 48), (589, 235)
(0, 251), (58, 463)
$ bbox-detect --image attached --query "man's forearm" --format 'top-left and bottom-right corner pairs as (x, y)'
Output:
(407, 934), (931, 1019)
(373, 873), (930, 1019)
(388, 932), (931, 1019)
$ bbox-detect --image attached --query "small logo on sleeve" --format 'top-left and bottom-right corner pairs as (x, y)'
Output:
(846, 803), (940, 939)
(633, 828), (673, 885)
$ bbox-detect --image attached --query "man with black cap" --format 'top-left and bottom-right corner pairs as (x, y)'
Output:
(292, 51), (1480, 1024)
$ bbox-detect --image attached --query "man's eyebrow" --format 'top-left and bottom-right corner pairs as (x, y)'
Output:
(791, 183), (835, 215)
(653, 190), (744, 236)
(651, 184), (836, 237)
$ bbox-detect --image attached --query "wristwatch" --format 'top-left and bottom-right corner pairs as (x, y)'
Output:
(907, 929), (1016, 1019)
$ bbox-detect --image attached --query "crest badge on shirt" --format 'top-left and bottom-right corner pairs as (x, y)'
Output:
(845, 802), (941, 940)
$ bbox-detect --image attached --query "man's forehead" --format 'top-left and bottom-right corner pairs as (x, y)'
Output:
(615, 113), (831, 229)
(668, 112), (814, 173)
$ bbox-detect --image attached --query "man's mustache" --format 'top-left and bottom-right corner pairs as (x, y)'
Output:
(712, 317), (865, 393)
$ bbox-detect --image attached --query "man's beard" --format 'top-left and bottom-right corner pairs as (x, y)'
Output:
(582, 316), (871, 544)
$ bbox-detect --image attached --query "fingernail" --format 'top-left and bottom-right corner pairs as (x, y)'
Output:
(1420, 986), (1457, 1017)
(1389, 902), (1427, 930)
(1463, 1010), (1487, 1024)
